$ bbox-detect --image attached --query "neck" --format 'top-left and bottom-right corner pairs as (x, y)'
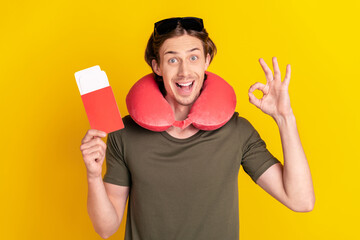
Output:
(165, 124), (199, 139)
(165, 96), (192, 121)
(164, 96), (199, 139)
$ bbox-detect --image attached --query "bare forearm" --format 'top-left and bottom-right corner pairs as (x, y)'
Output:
(275, 114), (315, 211)
(87, 176), (119, 238)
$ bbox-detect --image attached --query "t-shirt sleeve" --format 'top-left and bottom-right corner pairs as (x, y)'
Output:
(103, 131), (131, 186)
(241, 119), (281, 183)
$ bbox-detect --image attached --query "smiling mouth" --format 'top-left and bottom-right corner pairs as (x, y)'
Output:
(176, 81), (194, 89)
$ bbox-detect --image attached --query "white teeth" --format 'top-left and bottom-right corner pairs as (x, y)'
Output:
(177, 82), (193, 87)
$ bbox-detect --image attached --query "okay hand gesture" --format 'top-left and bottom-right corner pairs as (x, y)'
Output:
(248, 57), (293, 122)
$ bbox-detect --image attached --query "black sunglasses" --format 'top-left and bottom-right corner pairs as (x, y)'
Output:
(154, 17), (204, 35)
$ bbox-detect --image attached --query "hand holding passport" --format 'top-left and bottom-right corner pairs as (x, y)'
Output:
(75, 65), (124, 133)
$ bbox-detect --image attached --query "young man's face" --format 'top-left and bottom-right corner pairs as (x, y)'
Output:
(152, 34), (211, 107)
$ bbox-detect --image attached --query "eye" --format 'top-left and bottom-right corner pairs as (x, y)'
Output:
(168, 58), (177, 63)
(190, 55), (198, 61)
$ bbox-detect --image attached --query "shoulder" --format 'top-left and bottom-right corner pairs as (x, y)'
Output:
(122, 115), (137, 128)
(109, 115), (157, 143)
(111, 115), (142, 132)
(228, 112), (256, 132)
(225, 112), (261, 147)
(107, 115), (136, 139)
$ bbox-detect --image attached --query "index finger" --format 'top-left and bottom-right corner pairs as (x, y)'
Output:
(272, 57), (281, 80)
(259, 58), (273, 83)
(81, 129), (107, 144)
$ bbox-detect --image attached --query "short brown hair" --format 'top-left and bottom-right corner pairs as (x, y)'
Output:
(144, 20), (217, 95)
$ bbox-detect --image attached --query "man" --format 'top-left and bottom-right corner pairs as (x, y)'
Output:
(80, 17), (315, 239)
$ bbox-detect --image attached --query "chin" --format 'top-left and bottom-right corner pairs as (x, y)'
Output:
(176, 95), (198, 107)
(178, 101), (194, 107)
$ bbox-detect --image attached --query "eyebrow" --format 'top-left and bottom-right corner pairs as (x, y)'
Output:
(164, 47), (201, 55)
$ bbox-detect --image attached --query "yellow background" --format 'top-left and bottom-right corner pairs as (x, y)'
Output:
(1, 0), (359, 239)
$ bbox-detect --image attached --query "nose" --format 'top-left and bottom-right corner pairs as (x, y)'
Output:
(177, 60), (190, 77)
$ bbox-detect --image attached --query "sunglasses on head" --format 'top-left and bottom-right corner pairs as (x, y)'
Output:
(154, 17), (204, 35)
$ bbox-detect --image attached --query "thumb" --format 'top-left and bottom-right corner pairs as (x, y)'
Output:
(248, 91), (261, 109)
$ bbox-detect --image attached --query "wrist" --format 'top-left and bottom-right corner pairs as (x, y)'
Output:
(273, 112), (296, 127)
(87, 174), (103, 184)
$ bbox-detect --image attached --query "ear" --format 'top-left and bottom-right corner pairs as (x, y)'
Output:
(204, 53), (211, 71)
(152, 59), (162, 76)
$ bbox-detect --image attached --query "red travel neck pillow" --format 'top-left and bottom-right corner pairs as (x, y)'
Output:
(126, 71), (237, 132)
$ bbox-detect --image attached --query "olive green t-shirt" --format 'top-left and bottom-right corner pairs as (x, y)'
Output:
(103, 112), (280, 240)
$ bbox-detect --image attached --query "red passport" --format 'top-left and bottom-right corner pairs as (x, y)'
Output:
(75, 65), (124, 133)
(81, 86), (124, 133)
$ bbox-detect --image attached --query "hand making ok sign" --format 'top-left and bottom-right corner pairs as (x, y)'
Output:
(248, 57), (293, 123)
